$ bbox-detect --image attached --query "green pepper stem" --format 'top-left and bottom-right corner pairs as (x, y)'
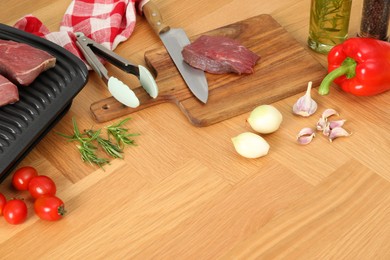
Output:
(318, 57), (357, 95)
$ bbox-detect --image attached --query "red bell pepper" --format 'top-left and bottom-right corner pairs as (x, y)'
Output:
(318, 37), (390, 96)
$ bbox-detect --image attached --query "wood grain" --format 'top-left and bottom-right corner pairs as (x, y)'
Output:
(90, 14), (326, 126)
(223, 160), (390, 259)
(3, 0), (390, 259)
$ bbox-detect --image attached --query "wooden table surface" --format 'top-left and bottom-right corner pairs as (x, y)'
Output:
(2, 0), (390, 259)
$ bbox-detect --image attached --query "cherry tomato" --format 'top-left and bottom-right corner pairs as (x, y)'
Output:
(12, 166), (39, 191)
(3, 199), (28, 225)
(0, 193), (6, 216)
(34, 196), (66, 221)
(28, 175), (57, 199)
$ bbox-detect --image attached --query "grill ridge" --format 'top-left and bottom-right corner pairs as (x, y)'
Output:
(0, 23), (88, 182)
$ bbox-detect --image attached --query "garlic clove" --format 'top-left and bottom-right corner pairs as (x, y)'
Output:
(296, 127), (316, 145)
(317, 109), (343, 135)
(316, 117), (327, 131)
(329, 119), (346, 129)
(293, 81), (318, 117)
(232, 132), (270, 158)
(322, 122), (331, 136)
(321, 108), (339, 120)
(328, 127), (351, 142)
(297, 127), (316, 136)
(329, 119), (347, 129)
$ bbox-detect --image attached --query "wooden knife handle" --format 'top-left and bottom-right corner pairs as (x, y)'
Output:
(142, 1), (170, 35)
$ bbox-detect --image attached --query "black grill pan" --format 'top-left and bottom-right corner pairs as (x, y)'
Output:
(0, 23), (88, 182)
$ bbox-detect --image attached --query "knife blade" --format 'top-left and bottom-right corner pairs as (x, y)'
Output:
(142, 1), (208, 103)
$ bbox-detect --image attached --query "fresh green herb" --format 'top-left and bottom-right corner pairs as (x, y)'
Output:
(57, 118), (109, 168)
(77, 143), (110, 168)
(85, 129), (123, 159)
(57, 117), (139, 168)
(107, 118), (140, 149)
(309, 0), (351, 45)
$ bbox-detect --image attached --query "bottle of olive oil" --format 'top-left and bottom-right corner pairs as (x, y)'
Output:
(308, 0), (352, 54)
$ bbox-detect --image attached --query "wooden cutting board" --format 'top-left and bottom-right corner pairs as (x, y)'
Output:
(90, 14), (327, 126)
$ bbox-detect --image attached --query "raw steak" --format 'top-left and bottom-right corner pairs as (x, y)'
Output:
(0, 39), (56, 86)
(0, 74), (19, 107)
(182, 35), (260, 75)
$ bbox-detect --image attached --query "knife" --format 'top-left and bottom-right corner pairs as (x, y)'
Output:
(142, 1), (209, 103)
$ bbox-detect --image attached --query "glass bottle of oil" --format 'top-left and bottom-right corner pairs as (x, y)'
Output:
(308, 0), (353, 54)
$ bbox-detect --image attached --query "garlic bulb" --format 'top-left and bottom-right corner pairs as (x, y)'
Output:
(247, 105), (283, 134)
(293, 81), (317, 117)
(232, 132), (270, 158)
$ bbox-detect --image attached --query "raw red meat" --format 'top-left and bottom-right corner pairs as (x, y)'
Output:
(0, 74), (19, 107)
(0, 39), (56, 86)
(182, 35), (260, 75)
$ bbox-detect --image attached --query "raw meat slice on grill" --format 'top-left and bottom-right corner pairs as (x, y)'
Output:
(0, 74), (19, 107)
(0, 39), (56, 86)
(182, 35), (260, 75)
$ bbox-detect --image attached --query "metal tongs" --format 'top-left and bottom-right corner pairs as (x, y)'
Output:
(75, 32), (158, 107)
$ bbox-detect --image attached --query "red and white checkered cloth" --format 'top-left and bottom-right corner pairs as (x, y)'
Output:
(14, 0), (149, 68)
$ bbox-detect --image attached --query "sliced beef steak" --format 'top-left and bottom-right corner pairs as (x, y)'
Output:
(0, 39), (56, 86)
(0, 74), (19, 107)
(182, 35), (260, 75)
